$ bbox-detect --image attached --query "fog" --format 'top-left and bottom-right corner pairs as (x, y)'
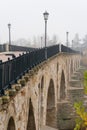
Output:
(0, 0), (87, 45)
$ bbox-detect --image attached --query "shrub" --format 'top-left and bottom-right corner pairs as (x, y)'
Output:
(74, 71), (87, 130)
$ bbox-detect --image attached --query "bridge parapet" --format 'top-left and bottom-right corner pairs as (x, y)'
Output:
(0, 47), (81, 130)
(0, 44), (80, 95)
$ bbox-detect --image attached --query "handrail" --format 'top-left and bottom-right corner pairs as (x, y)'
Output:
(0, 44), (79, 95)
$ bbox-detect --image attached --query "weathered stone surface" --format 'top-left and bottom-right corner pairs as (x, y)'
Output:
(57, 102), (76, 130)
(12, 83), (21, 91)
(2, 95), (10, 104)
(4, 89), (9, 96)
(0, 97), (3, 105)
(17, 78), (26, 86)
(0, 53), (81, 130)
(8, 88), (16, 96)
(57, 58), (86, 130)
(68, 88), (84, 103)
(23, 75), (29, 82)
(41, 125), (57, 130)
(70, 80), (83, 87)
(15, 84), (21, 91)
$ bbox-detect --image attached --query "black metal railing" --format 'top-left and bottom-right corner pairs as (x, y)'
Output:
(0, 44), (35, 52)
(0, 44), (79, 95)
(47, 44), (59, 58)
(61, 44), (78, 53)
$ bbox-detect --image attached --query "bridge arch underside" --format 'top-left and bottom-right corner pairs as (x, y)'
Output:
(60, 70), (66, 100)
(71, 60), (73, 74)
(7, 117), (15, 130)
(40, 76), (44, 125)
(46, 79), (56, 128)
(27, 99), (36, 130)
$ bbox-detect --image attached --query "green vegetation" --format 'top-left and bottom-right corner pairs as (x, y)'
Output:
(74, 71), (87, 130)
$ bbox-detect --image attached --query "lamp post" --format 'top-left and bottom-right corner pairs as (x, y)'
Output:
(72, 40), (74, 49)
(8, 23), (11, 51)
(66, 31), (69, 47)
(41, 36), (43, 48)
(43, 11), (49, 59)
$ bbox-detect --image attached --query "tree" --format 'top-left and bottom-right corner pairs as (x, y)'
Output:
(47, 34), (58, 46)
(73, 33), (81, 48)
(74, 71), (87, 130)
(83, 35), (87, 45)
(52, 34), (58, 44)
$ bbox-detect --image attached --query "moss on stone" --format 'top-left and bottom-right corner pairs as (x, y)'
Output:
(0, 98), (3, 105)
(23, 76), (29, 82)
(4, 89), (9, 96)
(8, 88), (16, 96)
(12, 84), (21, 91)
(17, 79), (26, 87)
(2, 95), (10, 104)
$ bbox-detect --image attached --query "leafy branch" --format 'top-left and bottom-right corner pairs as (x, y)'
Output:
(74, 71), (87, 130)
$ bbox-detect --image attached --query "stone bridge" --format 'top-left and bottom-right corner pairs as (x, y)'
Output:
(0, 44), (84, 130)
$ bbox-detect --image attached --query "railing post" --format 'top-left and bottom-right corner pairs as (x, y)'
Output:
(45, 47), (47, 60)
(59, 43), (61, 52)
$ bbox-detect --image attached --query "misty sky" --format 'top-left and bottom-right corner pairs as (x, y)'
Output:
(0, 0), (87, 44)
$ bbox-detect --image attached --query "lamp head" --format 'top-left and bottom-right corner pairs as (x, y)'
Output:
(43, 11), (49, 21)
(8, 23), (11, 28)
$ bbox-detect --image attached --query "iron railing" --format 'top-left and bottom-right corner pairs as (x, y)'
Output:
(0, 44), (79, 95)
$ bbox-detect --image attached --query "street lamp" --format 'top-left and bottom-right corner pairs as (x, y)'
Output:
(8, 23), (11, 51)
(43, 11), (49, 59)
(66, 31), (69, 47)
(72, 40), (74, 49)
(41, 36), (43, 48)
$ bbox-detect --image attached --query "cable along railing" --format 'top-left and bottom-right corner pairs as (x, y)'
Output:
(0, 44), (78, 95)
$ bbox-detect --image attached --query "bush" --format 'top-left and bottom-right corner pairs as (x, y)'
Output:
(74, 71), (87, 130)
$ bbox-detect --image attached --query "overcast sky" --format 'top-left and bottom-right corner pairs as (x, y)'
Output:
(0, 0), (87, 44)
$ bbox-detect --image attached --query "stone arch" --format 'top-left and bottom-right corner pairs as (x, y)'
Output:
(60, 70), (66, 100)
(73, 60), (75, 72)
(71, 59), (73, 74)
(73, 60), (75, 70)
(76, 60), (78, 69)
(57, 63), (59, 100)
(68, 58), (71, 81)
(78, 59), (80, 68)
(75, 60), (77, 70)
(27, 99), (36, 130)
(66, 59), (70, 81)
(7, 117), (15, 130)
(57, 62), (59, 72)
(46, 79), (56, 127)
(41, 76), (44, 99)
(47, 79), (55, 109)
(40, 76), (44, 125)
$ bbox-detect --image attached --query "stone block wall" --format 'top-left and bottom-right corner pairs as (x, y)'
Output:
(0, 52), (81, 130)
(57, 64), (85, 130)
